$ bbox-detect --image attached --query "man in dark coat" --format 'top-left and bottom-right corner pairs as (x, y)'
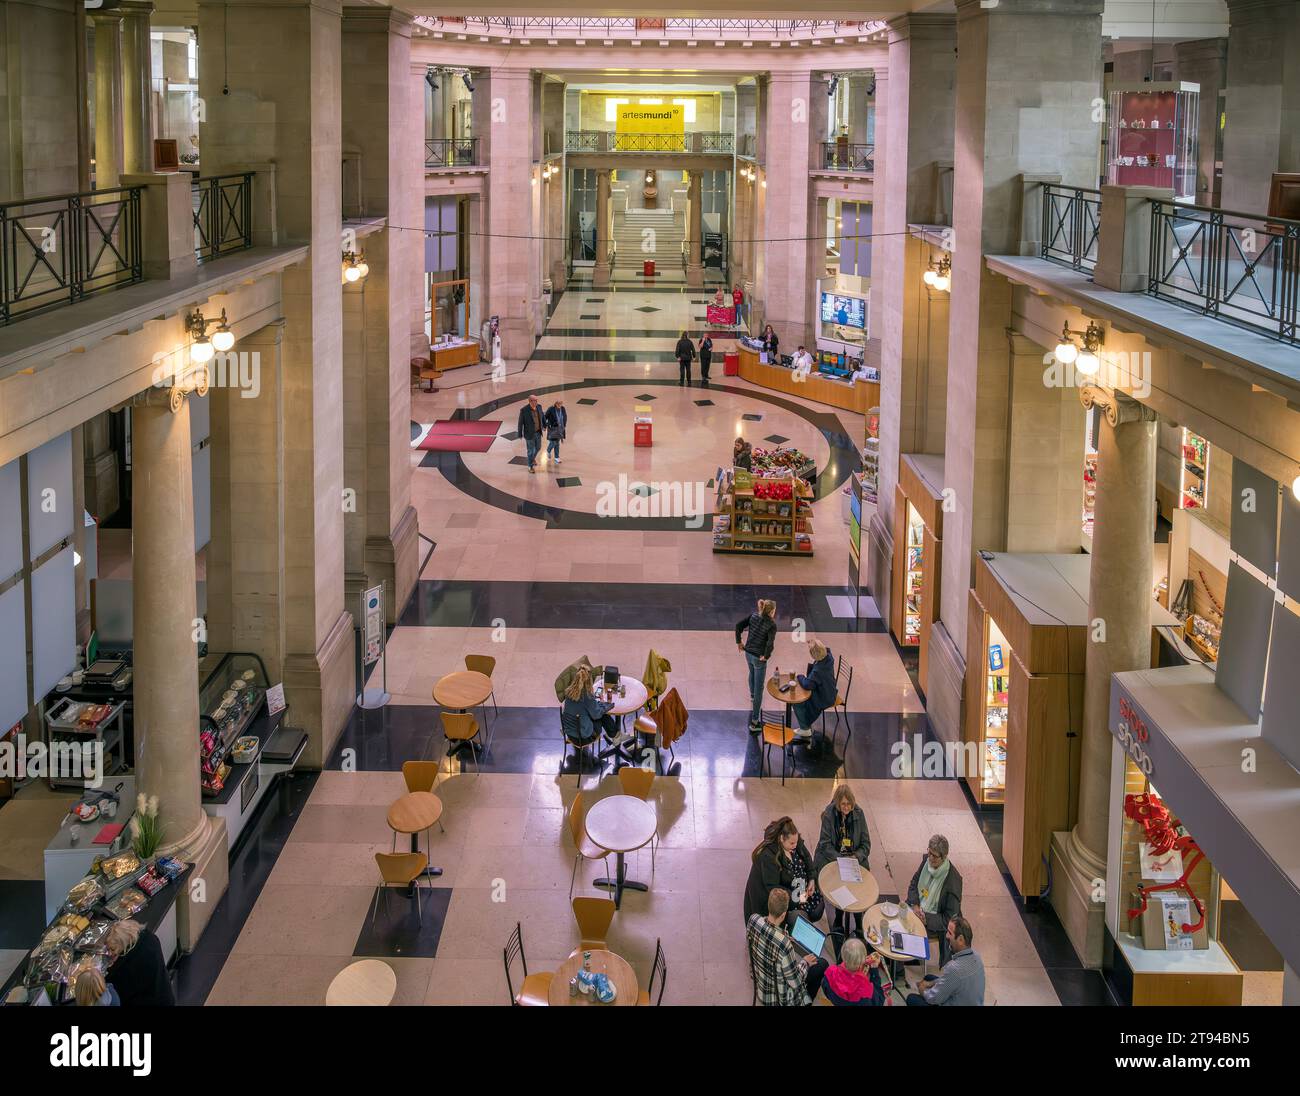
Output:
(517, 393), (545, 473)
(699, 334), (713, 385)
(675, 332), (696, 386)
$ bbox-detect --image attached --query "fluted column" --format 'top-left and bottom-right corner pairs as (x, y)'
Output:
(686, 170), (703, 288)
(1052, 388), (1157, 965)
(593, 169), (611, 287)
(119, 1), (154, 175)
(130, 389), (207, 859)
(92, 8), (124, 189)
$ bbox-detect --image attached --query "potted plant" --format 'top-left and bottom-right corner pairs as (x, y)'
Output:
(129, 793), (165, 861)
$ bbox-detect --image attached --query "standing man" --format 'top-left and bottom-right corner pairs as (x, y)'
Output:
(699, 333), (714, 386)
(736, 598), (777, 732)
(544, 397), (567, 466)
(732, 283), (744, 328)
(517, 394), (545, 474)
(792, 345), (814, 381)
(675, 331), (696, 386)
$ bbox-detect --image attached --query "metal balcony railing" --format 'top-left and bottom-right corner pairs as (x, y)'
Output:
(0, 185), (142, 326)
(419, 17), (887, 40)
(820, 142), (874, 173)
(192, 173), (253, 263)
(1148, 200), (1300, 344)
(1041, 184), (1101, 273)
(564, 131), (735, 154)
(425, 137), (479, 168)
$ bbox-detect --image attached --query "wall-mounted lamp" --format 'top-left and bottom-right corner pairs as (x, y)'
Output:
(1054, 320), (1105, 375)
(922, 254), (951, 292)
(343, 250), (369, 283)
(186, 308), (234, 364)
(1292, 474), (1300, 503)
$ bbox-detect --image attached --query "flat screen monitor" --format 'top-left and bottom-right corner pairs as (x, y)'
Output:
(820, 292), (866, 329)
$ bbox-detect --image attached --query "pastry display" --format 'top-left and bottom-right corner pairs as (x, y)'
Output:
(65, 876), (105, 913)
(99, 850), (141, 881)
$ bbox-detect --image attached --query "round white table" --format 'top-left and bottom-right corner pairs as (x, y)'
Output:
(584, 793), (657, 909)
(325, 959), (397, 1006)
(595, 675), (649, 768)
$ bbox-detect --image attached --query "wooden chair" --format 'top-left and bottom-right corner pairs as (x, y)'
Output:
(617, 766), (657, 879)
(410, 356), (441, 392)
(823, 659), (854, 752)
(441, 710), (484, 775)
(759, 709), (796, 785)
(464, 653), (499, 725)
(503, 922), (552, 1006)
(568, 791), (612, 900)
(372, 852), (429, 925)
(570, 895), (616, 954)
(637, 938), (668, 1005)
(401, 759), (441, 796)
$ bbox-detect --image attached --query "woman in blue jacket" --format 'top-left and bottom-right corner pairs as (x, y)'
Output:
(792, 639), (836, 741)
(561, 666), (618, 745)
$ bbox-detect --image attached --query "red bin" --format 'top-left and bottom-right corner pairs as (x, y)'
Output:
(634, 422), (653, 447)
(643, 259), (655, 277)
(724, 351), (739, 376)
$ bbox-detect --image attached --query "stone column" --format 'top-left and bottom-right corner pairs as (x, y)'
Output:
(341, 7), (419, 625)
(1051, 389), (1157, 966)
(1221, 0), (1300, 214)
(686, 170), (703, 287)
(593, 169), (612, 287)
(119, 1), (154, 176)
(866, 66), (888, 354)
(410, 62), (431, 356)
(873, 14), (956, 623)
(131, 388), (228, 948)
(91, 8), (125, 190)
(1174, 38), (1227, 207)
(482, 66), (539, 358)
(199, 0), (353, 768)
(933, 0), (1103, 747)
(548, 167), (568, 292)
(761, 70), (822, 349)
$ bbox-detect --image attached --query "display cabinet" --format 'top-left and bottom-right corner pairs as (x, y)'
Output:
(1107, 82), (1200, 202)
(713, 468), (815, 556)
(890, 456), (944, 693)
(1179, 428), (1210, 510)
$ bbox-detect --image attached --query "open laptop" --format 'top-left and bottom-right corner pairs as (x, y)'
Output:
(788, 914), (828, 959)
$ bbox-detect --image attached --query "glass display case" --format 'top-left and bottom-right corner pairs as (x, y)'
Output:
(1179, 428), (1210, 510)
(903, 503), (924, 647)
(1107, 82), (1200, 202)
(198, 653), (269, 798)
(982, 619), (1010, 803)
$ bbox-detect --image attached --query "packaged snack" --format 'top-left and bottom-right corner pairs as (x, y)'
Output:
(68, 952), (107, 983)
(107, 888), (148, 919)
(156, 856), (185, 881)
(25, 945), (73, 989)
(65, 876), (105, 913)
(136, 867), (165, 896)
(75, 920), (113, 952)
(57, 912), (90, 934)
(99, 850), (141, 881)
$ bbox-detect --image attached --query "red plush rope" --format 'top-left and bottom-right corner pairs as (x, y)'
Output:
(1123, 793), (1206, 934)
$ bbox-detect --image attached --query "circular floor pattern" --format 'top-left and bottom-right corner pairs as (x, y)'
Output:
(416, 378), (860, 531)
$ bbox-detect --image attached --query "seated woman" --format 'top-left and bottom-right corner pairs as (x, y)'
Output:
(74, 969), (119, 1007)
(906, 833), (964, 967)
(821, 937), (885, 1007)
(813, 784), (872, 938)
(104, 919), (174, 1006)
(561, 666), (620, 747)
(743, 816), (824, 927)
(791, 639), (837, 741)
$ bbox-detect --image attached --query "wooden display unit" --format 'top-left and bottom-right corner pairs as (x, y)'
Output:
(889, 455), (944, 694)
(1179, 427), (1209, 510)
(963, 553), (1178, 899)
(429, 277), (480, 370)
(737, 346), (878, 414)
(712, 467), (814, 557)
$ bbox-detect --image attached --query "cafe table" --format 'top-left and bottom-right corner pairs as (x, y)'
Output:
(326, 959), (397, 1006)
(595, 674), (649, 767)
(863, 900), (929, 998)
(765, 673), (811, 734)
(817, 861), (880, 917)
(583, 793), (657, 909)
(548, 949), (639, 1006)
(433, 669), (493, 754)
(387, 790), (445, 889)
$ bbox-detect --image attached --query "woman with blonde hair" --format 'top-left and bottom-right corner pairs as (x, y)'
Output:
(814, 783), (873, 938)
(73, 968), (118, 1007)
(821, 936), (885, 1006)
(735, 598), (778, 732)
(104, 918), (174, 1006)
(561, 665), (619, 746)
(791, 638), (837, 742)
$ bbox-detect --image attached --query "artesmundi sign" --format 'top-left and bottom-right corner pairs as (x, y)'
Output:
(615, 104), (685, 150)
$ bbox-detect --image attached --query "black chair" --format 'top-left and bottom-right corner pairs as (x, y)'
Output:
(640, 938), (668, 1005)
(503, 921), (553, 1006)
(822, 660), (854, 753)
(560, 711), (603, 776)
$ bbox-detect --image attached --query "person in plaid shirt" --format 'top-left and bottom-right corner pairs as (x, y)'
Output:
(747, 888), (827, 1006)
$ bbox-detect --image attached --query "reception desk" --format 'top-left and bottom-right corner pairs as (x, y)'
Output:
(431, 338), (480, 371)
(737, 347), (877, 414)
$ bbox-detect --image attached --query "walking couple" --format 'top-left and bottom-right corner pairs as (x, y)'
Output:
(516, 393), (568, 474)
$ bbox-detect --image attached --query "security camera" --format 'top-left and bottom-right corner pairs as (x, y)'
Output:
(462, 72), (475, 94)
(426, 70), (438, 91)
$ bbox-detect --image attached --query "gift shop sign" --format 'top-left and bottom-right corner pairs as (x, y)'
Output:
(1110, 688), (1154, 777)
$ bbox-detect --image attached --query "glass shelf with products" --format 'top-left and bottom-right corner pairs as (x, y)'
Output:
(983, 618), (1010, 802)
(1107, 82), (1199, 202)
(1082, 407), (1099, 542)
(903, 502), (924, 646)
(1179, 428), (1210, 510)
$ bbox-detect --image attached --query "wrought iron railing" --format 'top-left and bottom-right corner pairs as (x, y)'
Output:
(192, 173), (253, 262)
(1148, 200), (1300, 344)
(1041, 184), (1101, 272)
(417, 17), (886, 39)
(0, 186), (142, 326)
(820, 142), (874, 173)
(425, 137), (479, 168)
(564, 130), (734, 154)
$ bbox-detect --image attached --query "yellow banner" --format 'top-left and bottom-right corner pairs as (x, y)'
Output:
(614, 104), (685, 151)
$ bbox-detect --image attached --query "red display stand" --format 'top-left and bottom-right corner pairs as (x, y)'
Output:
(634, 422), (653, 447)
(643, 260), (655, 277)
(724, 351), (739, 376)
